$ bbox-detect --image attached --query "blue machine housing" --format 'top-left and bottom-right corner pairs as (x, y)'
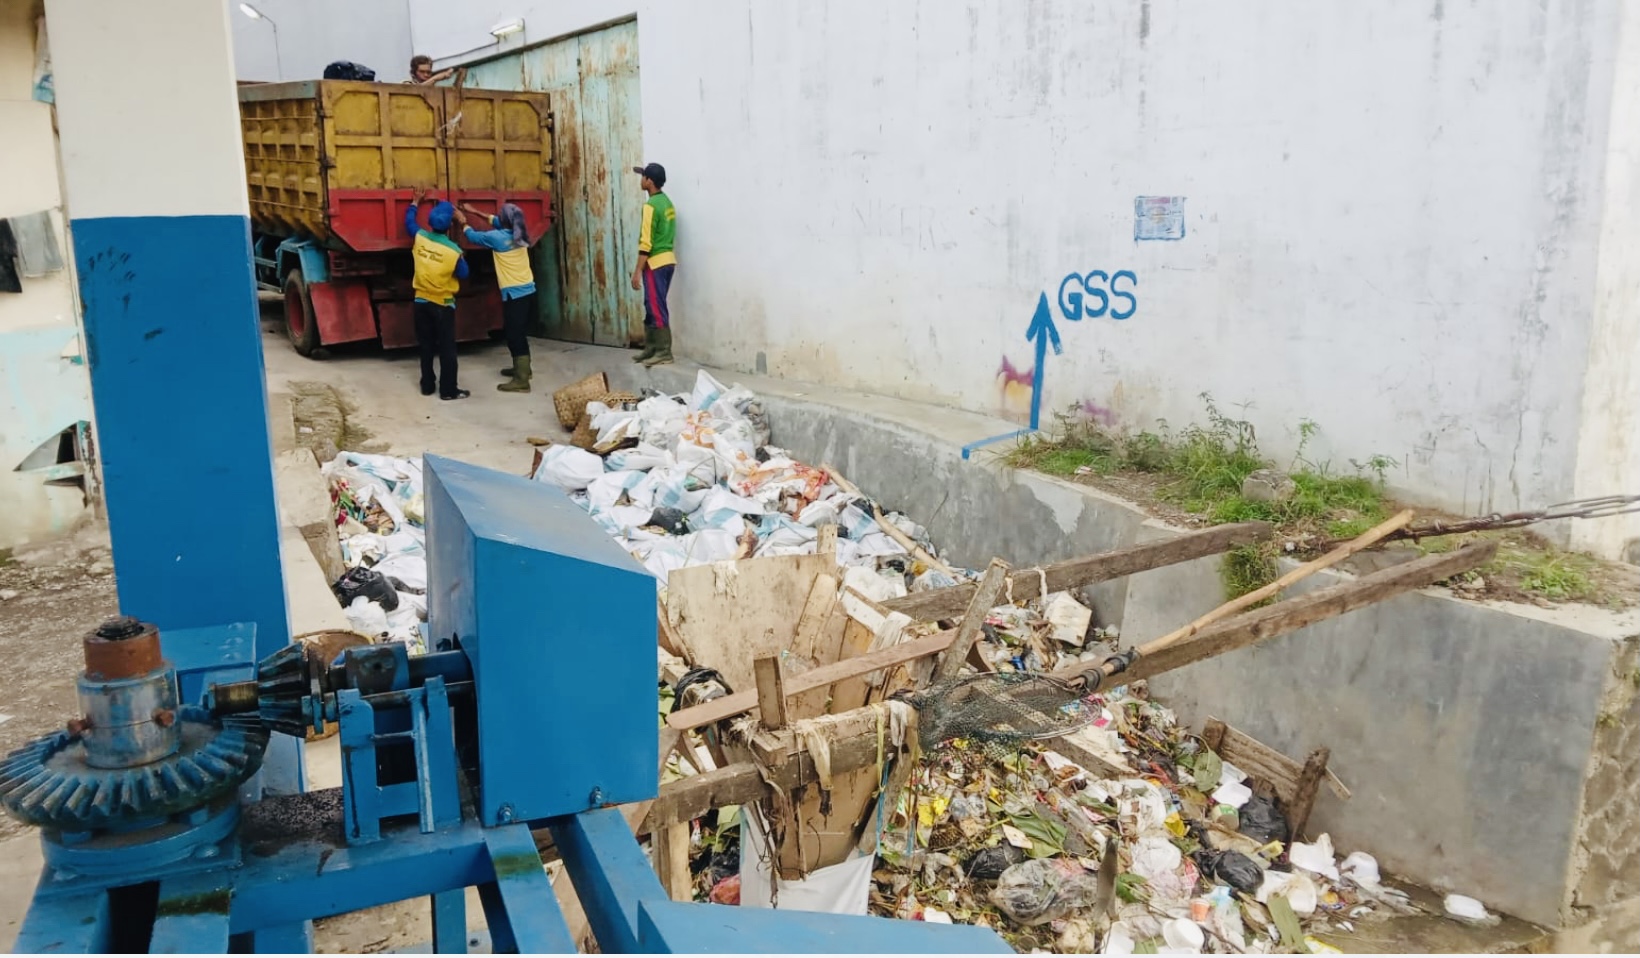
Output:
(426, 454), (658, 824)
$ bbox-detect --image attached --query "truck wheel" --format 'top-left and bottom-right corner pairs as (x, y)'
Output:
(283, 269), (322, 357)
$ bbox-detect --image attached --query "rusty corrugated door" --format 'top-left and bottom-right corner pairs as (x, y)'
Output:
(465, 20), (644, 346)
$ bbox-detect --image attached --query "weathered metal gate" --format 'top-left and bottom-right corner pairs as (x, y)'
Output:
(466, 20), (645, 347)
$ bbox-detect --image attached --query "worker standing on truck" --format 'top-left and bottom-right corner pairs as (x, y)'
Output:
(407, 188), (471, 400)
(407, 55), (453, 85)
(461, 202), (537, 393)
(629, 162), (676, 367)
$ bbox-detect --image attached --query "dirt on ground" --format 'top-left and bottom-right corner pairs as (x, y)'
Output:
(0, 526), (119, 842)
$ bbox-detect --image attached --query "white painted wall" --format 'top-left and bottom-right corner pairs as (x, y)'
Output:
(0, 0), (93, 550)
(1573, 1), (1640, 561)
(228, 0), (414, 83)
(410, 0), (1638, 557)
(51, 1), (250, 219)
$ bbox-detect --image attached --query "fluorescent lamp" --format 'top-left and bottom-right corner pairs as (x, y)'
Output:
(490, 18), (524, 38)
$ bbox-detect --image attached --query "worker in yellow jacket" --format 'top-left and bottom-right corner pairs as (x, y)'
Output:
(407, 188), (470, 400)
(462, 201), (541, 393)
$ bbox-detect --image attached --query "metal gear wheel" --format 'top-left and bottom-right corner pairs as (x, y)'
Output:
(0, 705), (268, 832)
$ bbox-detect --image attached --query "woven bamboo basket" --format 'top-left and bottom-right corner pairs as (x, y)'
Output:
(296, 629), (375, 741)
(552, 372), (609, 429)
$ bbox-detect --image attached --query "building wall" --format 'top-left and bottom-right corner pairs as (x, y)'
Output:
(228, 0), (414, 83)
(0, 0), (94, 551)
(415, 0), (1639, 557)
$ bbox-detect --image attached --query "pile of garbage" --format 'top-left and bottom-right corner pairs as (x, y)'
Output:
(869, 688), (1421, 953)
(532, 371), (955, 590)
(324, 452), (431, 653)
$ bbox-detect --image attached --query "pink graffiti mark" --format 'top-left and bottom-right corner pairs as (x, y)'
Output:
(1081, 400), (1117, 426)
(998, 356), (1035, 389)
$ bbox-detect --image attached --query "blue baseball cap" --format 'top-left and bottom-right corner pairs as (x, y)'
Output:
(428, 201), (455, 231)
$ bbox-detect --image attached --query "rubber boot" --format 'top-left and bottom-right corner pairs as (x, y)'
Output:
(642, 328), (673, 367)
(632, 327), (657, 364)
(497, 354), (532, 393)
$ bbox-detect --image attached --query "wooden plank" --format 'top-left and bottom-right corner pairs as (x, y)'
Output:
(826, 619), (882, 716)
(655, 822), (692, 902)
(753, 656), (788, 729)
(1052, 542), (1497, 688)
(1137, 510), (1413, 658)
(787, 574), (840, 718)
(817, 524), (838, 556)
(930, 559), (1009, 683)
(1215, 728), (1302, 799)
(1289, 747), (1331, 841)
(830, 609), (914, 715)
(881, 521), (1274, 622)
(665, 553), (835, 696)
(667, 630), (956, 731)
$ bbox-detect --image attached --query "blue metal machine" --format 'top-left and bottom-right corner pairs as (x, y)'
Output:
(0, 455), (1010, 954)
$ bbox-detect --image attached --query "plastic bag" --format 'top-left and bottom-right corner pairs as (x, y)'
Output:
(1196, 848), (1265, 894)
(533, 446), (604, 491)
(988, 858), (1100, 926)
(1291, 833), (1340, 881)
(1238, 792), (1290, 844)
(1256, 869), (1318, 915)
(586, 470), (645, 510)
(605, 442), (672, 473)
(648, 506), (690, 535)
(689, 370), (730, 412)
(344, 595), (389, 637)
(333, 566), (400, 611)
(966, 843), (1025, 880)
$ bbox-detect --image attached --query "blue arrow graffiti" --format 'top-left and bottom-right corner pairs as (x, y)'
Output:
(1024, 291), (1061, 431)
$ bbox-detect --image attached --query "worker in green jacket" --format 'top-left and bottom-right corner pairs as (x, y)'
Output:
(629, 162), (676, 366)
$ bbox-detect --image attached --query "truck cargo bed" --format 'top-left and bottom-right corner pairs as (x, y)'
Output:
(239, 80), (553, 251)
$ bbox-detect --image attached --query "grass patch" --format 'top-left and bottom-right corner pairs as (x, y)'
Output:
(1008, 396), (1393, 600)
(0, 547), (13, 567)
(1010, 395), (1634, 609)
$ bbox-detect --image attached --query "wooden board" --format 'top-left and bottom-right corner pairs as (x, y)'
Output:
(1055, 542), (1497, 687)
(881, 521), (1273, 622)
(666, 629), (956, 730)
(665, 552), (836, 695)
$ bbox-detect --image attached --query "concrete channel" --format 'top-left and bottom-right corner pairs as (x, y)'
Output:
(588, 352), (1639, 945)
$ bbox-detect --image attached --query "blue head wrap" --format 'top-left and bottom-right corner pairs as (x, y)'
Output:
(428, 201), (454, 232)
(499, 203), (530, 248)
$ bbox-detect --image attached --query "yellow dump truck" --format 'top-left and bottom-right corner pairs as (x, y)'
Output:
(238, 80), (553, 355)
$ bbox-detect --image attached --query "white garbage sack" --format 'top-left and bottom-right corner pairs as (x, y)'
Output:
(738, 811), (873, 915)
(689, 370), (731, 412)
(605, 442), (673, 473)
(631, 529), (742, 586)
(586, 470), (646, 510)
(344, 596), (389, 637)
(533, 446), (604, 491)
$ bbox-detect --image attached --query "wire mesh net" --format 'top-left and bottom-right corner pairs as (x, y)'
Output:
(911, 672), (1095, 751)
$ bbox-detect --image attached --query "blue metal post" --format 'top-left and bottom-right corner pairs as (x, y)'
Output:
(43, 0), (301, 796)
(430, 890), (468, 955)
(480, 824), (576, 953)
(549, 807), (669, 954)
(149, 870), (233, 954)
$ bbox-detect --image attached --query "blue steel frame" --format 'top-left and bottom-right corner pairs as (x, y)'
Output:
(334, 680), (461, 844)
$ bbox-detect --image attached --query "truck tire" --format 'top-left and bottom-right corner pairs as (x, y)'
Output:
(283, 269), (322, 358)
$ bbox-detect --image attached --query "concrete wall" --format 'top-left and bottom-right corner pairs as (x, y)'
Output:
(410, 0), (1640, 559)
(1572, 1), (1640, 563)
(609, 356), (1638, 929)
(0, 0), (94, 551)
(227, 0), (413, 82)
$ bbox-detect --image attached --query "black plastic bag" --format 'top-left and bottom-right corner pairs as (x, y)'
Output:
(648, 506), (690, 535)
(965, 842), (1026, 881)
(333, 566), (399, 611)
(1196, 848), (1265, 894)
(1238, 792), (1290, 845)
(323, 61), (377, 81)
